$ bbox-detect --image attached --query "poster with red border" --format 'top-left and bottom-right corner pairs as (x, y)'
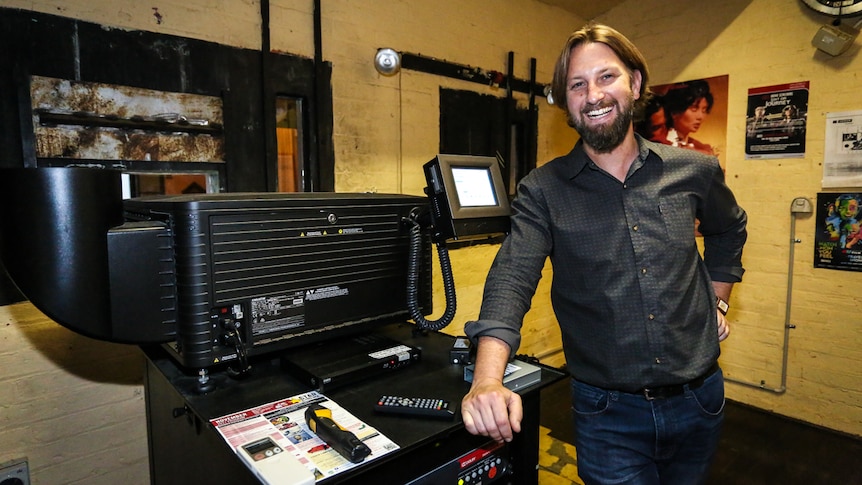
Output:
(745, 82), (809, 159)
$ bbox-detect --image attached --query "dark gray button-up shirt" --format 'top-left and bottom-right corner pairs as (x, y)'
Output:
(465, 136), (747, 392)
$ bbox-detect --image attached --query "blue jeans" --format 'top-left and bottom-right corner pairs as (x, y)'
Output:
(571, 368), (725, 485)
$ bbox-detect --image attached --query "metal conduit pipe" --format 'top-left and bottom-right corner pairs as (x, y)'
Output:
(724, 197), (811, 394)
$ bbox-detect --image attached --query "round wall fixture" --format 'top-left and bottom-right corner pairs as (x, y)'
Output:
(374, 48), (401, 76)
(801, 0), (862, 16)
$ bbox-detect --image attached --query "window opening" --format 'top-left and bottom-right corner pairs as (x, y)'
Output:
(275, 96), (305, 192)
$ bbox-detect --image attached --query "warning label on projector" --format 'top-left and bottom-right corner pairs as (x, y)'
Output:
(250, 291), (306, 338)
(305, 285), (349, 301)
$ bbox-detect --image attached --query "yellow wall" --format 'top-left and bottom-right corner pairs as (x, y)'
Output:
(2, 0), (862, 483)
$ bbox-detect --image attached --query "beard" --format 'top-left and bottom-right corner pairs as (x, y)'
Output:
(567, 94), (635, 153)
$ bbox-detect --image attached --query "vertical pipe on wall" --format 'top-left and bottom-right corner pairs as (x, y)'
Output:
(526, 57), (537, 184)
(724, 198), (806, 394)
(504, 51), (514, 173)
(261, 0), (278, 191)
(310, 0), (324, 192)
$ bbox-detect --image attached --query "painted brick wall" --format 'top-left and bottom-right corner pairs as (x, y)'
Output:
(0, 0), (264, 50)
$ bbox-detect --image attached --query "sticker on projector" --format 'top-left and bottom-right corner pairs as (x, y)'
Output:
(250, 291), (305, 338)
(305, 285), (349, 301)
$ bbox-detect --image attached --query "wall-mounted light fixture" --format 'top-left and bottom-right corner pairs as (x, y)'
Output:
(374, 48), (401, 76)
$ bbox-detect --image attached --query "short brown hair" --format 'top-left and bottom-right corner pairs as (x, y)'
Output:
(550, 23), (650, 116)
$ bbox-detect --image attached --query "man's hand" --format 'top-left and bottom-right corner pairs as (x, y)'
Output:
(717, 310), (730, 342)
(461, 336), (522, 442)
(461, 377), (523, 443)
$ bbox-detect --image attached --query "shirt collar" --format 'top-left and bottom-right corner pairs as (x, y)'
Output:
(566, 134), (654, 179)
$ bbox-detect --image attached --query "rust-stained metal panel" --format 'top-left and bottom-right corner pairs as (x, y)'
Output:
(30, 75), (225, 163)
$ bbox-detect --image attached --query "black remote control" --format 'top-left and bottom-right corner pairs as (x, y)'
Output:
(374, 396), (456, 419)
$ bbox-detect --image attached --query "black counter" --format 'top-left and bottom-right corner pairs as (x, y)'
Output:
(144, 323), (565, 484)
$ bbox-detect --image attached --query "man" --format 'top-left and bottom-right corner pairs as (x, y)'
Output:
(460, 23), (747, 485)
(746, 105), (767, 138)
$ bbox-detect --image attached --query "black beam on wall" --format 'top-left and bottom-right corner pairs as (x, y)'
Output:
(400, 51), (547, 98)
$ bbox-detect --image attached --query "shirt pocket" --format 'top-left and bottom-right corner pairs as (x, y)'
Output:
(659, 194), (696, 249)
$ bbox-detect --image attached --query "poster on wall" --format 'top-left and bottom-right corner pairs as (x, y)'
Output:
(823, 110), (862, 188)
(744, 81), (809, 159)
(637, 75), (729, 169)
(814, 192), (862, 272)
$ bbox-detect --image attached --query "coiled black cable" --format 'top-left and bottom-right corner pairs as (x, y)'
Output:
(405, 217), (457, 331)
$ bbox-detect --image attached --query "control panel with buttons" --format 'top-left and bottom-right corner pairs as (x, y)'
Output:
(405, 440), (511, 484)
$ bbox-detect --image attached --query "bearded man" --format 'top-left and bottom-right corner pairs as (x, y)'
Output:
(460, 23), (748, 485)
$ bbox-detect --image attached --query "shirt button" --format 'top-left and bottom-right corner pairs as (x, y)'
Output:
(632, 224), (639, 231)
(648, 314), (655, 320)
(641, 268), (647, 275)
(655, 358), (662, 364)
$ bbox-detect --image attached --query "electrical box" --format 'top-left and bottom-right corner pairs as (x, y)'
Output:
(0, 458), (29, 485)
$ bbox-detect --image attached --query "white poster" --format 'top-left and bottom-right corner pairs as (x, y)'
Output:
(823, 110), (862, 188)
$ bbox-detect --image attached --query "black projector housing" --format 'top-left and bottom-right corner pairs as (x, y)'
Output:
(0, 168), (432, 371)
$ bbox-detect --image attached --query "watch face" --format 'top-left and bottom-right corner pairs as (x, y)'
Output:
(801, 0), (862, 16)
(716, 298), (729, 314)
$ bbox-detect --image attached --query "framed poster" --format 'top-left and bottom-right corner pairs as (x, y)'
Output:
(814, 192), (862, 272)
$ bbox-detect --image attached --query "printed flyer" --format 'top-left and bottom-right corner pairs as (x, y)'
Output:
(211, 391), (399, 481)
(823, 110), (862, 188)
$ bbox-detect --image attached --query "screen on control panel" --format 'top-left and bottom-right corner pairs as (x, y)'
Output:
(423, 154), (511, 241)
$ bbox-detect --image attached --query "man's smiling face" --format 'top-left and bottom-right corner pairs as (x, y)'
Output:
(564, 42), (642, 153)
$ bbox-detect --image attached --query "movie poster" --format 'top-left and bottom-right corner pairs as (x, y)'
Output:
(814, 192), (862, 272)
(639, 75), (729, 170)
(745, 82), (809, 159)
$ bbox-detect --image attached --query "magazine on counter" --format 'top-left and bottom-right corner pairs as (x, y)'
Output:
(210, 391), (399, 482)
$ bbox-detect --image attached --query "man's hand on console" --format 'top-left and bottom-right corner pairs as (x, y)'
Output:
(461, 377), (523, 443)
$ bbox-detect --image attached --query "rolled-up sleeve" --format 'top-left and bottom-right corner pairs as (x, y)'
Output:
(698, 163), (747, 283)
(464, 318), (522, 359)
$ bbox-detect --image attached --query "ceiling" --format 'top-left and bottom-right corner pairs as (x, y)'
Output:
(536, 0), (629, 20)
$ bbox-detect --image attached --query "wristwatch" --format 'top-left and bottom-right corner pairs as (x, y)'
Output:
(715, 297), (729, 315)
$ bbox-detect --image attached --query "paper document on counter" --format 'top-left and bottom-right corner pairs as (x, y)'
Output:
(210, 390), (399, 482)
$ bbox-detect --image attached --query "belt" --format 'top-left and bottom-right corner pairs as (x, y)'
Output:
(637, 363), (720, 401)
